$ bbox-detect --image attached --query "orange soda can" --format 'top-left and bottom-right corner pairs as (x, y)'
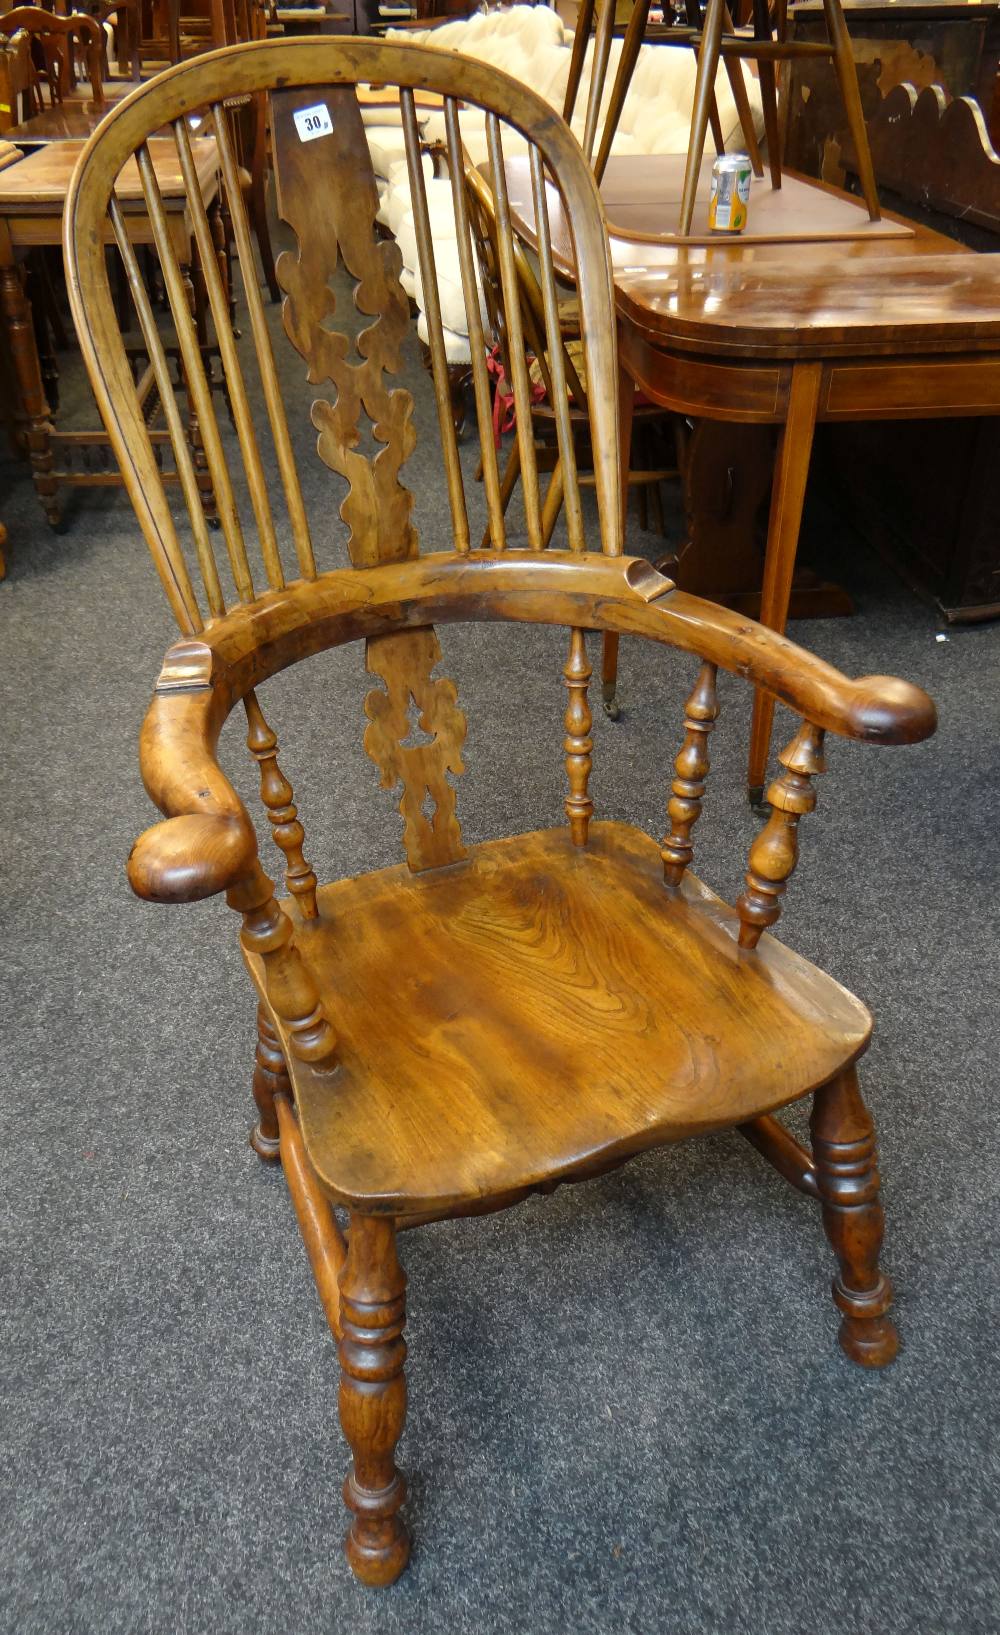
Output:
(708, 153), (752, 233)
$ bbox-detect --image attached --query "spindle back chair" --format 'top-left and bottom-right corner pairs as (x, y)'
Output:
(65, 37), (935, 1589)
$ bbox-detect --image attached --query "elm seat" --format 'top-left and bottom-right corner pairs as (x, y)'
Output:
(246, 823), (872, 1215)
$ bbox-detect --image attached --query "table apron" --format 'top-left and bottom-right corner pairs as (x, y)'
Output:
(820, 358), (1000, 419)
(621, 328), (788, 421)
(2, 211), (195, 260)
(620, 329), (1000, 423)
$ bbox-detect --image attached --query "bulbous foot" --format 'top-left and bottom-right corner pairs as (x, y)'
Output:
(250, 1121), (281, 1162)
(834, 1275), (899, 1368)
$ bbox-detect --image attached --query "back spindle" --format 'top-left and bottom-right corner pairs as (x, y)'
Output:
(736, 720), (826, 948)
(661, 660), (719, 887)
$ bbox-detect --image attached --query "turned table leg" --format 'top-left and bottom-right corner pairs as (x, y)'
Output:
(746, 360), (822, 807)
(0, 258), (60, 529)
(339, 1214), (410, 1586)
(811, 1066), (898, 1368)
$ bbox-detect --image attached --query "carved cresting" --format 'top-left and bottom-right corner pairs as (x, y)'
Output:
(273, 85), (416, 568)
(271, 84), (466, 869)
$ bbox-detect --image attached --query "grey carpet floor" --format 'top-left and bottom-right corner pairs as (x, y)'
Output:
(2, 266), (1000, 1635)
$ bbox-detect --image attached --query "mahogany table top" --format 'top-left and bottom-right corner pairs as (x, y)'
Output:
(505, 155), (1000, 360)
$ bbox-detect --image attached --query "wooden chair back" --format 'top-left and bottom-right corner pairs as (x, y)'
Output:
(0, 7), (105, 105)
(64, 36), (623, 646)
(464, 159), (589, 418)
(75, 0), (142, 82)
(0, 27), (41, 127)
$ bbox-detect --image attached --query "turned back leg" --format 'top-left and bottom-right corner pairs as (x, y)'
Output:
(250, 1001), (288, 1161)
(811, 1067), (898, 1367)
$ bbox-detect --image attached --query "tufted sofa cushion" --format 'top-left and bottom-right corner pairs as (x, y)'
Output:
(368, 4), (764, 363)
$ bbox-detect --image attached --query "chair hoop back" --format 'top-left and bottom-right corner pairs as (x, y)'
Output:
(63, 37), (623, 637)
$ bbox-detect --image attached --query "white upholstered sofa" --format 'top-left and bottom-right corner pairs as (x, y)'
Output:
(367, 4), (764, 362)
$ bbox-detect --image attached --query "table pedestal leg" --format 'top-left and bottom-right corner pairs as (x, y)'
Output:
(747, 360), (822, 806)
(1, 262), (60, 530)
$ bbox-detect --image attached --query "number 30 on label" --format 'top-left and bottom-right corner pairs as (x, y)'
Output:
(293, 104), (333, 142)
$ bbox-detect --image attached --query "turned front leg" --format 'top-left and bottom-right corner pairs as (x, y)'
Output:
(250, 1001), (287, 1161)
(339, 1215), (410, 1586)
(811, 1067), (898, 1368)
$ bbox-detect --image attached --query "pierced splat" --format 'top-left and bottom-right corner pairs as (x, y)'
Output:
(364, 628), (467, 872)
(270, 84), (468, 869)
(271, 84), (417, 569)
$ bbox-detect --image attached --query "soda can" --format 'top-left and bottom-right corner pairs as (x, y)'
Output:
(708, 153), (752, 234)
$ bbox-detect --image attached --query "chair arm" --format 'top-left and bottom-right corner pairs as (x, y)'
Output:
(195, 554), (937, 749)
(128, 640), (258, 905)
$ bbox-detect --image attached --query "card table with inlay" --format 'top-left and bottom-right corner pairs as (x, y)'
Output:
(506, 152), (1000, 802)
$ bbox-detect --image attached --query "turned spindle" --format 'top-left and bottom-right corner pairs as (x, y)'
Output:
(662, 661), (718, 887)
(339, 1215), (410, 1586)
(811, 1068), (898, 1367)
(563, 626), (593, 846)
(244, 692), (319, 919)
(737, 720), (825, 949)
(250, 1001), (287, 1161)
(227, 862), (337, 1069)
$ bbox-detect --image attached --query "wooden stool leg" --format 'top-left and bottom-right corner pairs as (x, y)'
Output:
(811, 1067), (898, 1368)
(0, 261), (60, 529)
(339, 1215), (410, 1587)
(821, 0), (880, 220)
(679, 0), (726, 234)
(746, 360), (821, 806)
(753, 0), (782, 189)
(723, 5), (763, 174)
(251, 1001), (287, 1161)
(708, 93), (725, 155)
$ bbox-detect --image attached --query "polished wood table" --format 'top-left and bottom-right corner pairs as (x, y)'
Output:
(0, 136), (219, 541)
(5, 104), (117, 147)
(509, 152), (1000, 803)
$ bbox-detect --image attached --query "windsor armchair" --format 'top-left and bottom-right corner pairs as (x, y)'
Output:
(65, 37), (935, 1588)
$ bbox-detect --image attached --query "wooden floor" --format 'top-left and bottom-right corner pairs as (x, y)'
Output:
(246, 822), (872, 1214)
